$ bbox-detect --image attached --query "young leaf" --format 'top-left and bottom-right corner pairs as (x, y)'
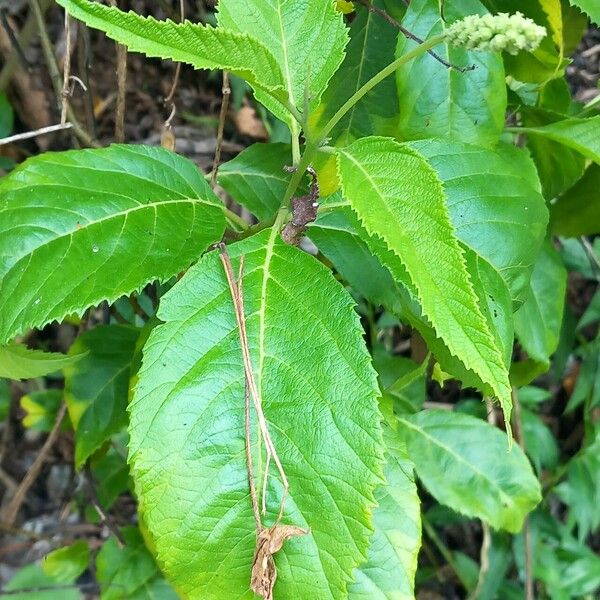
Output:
(42, 541), (90, 584)
(312, 0), (399, 144)
(0, 145), (225, 344)
(21, 389), (64, 432)
(409, 139), (548, 304)
(398, 411), (541, 533)
(396, 0), (506, 147)
(129, 228), (384, 599)
(217, 143), (292, 221)
(337, 137), (512, 427)
(64, 325), (140, 469)
(216, 0), (349, 126)
(517, 115), (600, 164)
(551, 164), (600, 237)
(0, 344), (86, 380)
(56, 0), (288, 109)
(349, 432), (421, 599)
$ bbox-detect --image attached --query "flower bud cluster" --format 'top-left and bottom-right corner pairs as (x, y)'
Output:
(445, 12), (546, 55)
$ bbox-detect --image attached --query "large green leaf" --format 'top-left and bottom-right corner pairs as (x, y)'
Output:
(129, 228), (384, 598)
(57, 0), (289, 110)
(396, 0), (506, 147)
(409, 139), (548, 304)
(517, 116), (600, 164)
(513, 241), (567, 370)
(337, 137), (512, 426)
(569, 0), (600, 24)
(349, 432), (420, 599)
(217, 143), (291, 221)
(0, 344), (85, 379)
(398, 411), (541, 533)
(216, 0), (348, 126)
(64, 325), (140, 469)
(551, 164), (600, 236)
(0, 145), (225, 344)
(312, 0), (399, 144)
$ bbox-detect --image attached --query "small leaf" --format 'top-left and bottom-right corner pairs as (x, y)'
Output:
(313, 0), (399, 144)
(21, 389), (64, 432)
(551, 164), (600, 237)
(337, 137), (512, 428)
(64, 325), (140, 469)
(518, 115), (600, 164)
(349, 432), (421, 599)
(216, 0), (349, 125)
(396, 0), (506, 147)
(42, 540), (90, 584)
(569, 0), (600, 24)
(56, 0), (288, 109)
(217, 143), (291, 221)
(0, 145), (225, 344)
(398, 410), (541, 532)
(129, 228), (384, 598)
(4, 565), (81, 600)
(0, 344), (86, 380)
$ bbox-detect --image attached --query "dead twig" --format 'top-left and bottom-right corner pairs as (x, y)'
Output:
(108, 0), (127, 142)
(1, 403), (67, 527)
(60, 10), (70, 124)
(210, 72), (231, 188)
(0, 122), (72, 145)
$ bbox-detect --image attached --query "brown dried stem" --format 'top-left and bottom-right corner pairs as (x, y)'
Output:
(60, 10), (70, 124)
(108, 0), (127, 142)
(210, 72), (231, 188)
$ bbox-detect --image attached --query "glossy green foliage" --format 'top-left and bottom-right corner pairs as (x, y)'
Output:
(42, 541), (90, 583)
(0, 344), (85, 379)
(409, 139), (548, 304)
(129, 229), (384, 598)
(96, 527), (178, 599)
(313, 0), (399, 144)
(552, 165), (600, 236)
(217, 143), (291, 220)
(398, 411), (541, 532)
(65, 325), (140, 469)
(56, 0), (289, 108)
(337, 137), (512, 426)
(569, 0), (600, 24)
(0, 145), (225, 344)
(216, 0), (348, 126)
(396, 0), (506, 146)
(349, 433), (420, 599)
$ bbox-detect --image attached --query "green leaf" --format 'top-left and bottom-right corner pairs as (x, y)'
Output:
(217, 143), (291, 221)
(337, 137), (512, 428)
(42, 540), (90, 584)
(312, 0), (399, 144)
(514, 241), (567, 369)
(398, 410), (541, 532)
(96, 527), (177, 600)
(0, 145), (225, 344)
(21, 389), (64, 432)
(0, 92), (14, 138)
(551, 164), (600, 236)
(569, 0), (600, 24)
(409, 138), (548, 304)
(0, 344), (86, 380)
(4, 565), (81, 600)
(517, 115), (600, 164)
(349, 432), (420, 599)
(129, 228), (384, 598)
(64, 325), (140, 469)
(521, 408), (559, 473)
(396, 0), (506, 147)
(216, 0), (348, 126)
(56, 0), (288, 109)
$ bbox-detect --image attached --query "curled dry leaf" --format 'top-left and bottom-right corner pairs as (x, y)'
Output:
(251, 524), (309, 600)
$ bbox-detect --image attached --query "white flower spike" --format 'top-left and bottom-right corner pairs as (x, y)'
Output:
(445, 12), (547, 55)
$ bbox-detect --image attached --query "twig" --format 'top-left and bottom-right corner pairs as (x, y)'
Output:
(210, 72), (231, 188)
(29, 0), (98, 147)
(84, 465), (125, 547)
(356, 0), (475, 72)
(512, 387), (534, 600)
(219, 246), (289, 524)
(76, 22), (95, 137)
(0, 8), (31, 70)
(108, 0), (127, 142)
(164, 0), (184, 108)
(60, 10), (71, 124)
(1, 403), (67, 527)
(0, 122), (72, 145)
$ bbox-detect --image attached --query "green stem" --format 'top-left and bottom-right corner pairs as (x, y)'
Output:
(290, 120), (301, 166)
(313, 34), (446, 144)
(223, 206), (249, 231)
